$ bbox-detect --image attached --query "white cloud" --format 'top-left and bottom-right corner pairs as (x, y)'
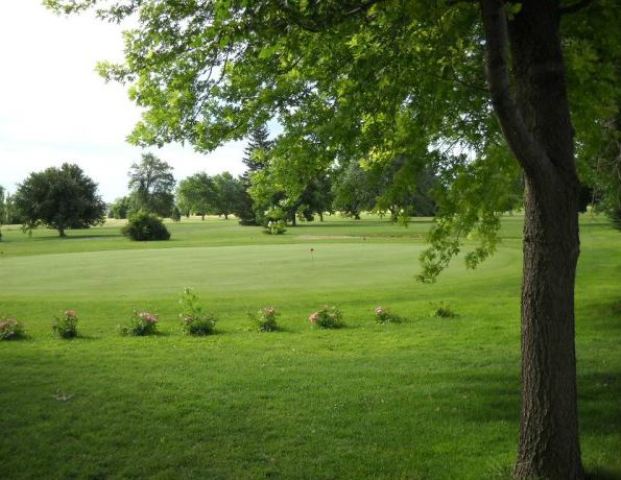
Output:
(0, 0), (246, 201)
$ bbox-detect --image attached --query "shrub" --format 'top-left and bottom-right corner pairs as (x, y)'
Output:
(374, 306), (402, 324)
(264, 219), (287, 235)
(433, 303), (457, 318)
(179, 288), (217, 336)
(252, 306), (279, 332)
(52, 309), (79, 338)
(0, 316), (26, 340)
(308, 306), (345, 329)
(119, 311), (159, 336)
(122, 211), (170, 241)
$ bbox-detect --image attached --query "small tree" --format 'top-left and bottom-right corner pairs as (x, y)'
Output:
(13, 164), (106, 237)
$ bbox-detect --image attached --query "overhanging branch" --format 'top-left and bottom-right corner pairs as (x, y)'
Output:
(277, 0), (386, 32)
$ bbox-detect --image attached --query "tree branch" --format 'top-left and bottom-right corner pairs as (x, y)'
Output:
(277, 0), (386, 32)
(559, 0), (594, 15)
(479, 0), (553, 178)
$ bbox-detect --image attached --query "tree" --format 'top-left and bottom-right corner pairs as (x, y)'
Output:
(128, 153), (175, 217)
(2, 193), (22, 226)
(46, 0), (621, 477)
(13, 163), (105, 237)
(243, 124), (272, 173)
(212, 172), (242, 220)
(297, 173), (333, 221)
(236, 125), (274, 225)
(371, 156), (440, 219)
(0, 185), (5, 240)
(176, 173), (217, 220)
(108, 196), (131, 219)
(332, 162), (377, 219)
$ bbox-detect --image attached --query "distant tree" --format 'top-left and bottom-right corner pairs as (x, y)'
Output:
(332, 162), (377, 220)
(0, 185), (5, 240)
(296, 174), (333, 222)
(237, 125), (273, 225)
(171, 205), (182, 222)
(372, 157), (440, 219)
(213, 172), (242, 220)
(13, 163), (106, 237)
(176, 173), (217, 220)
(128, 153), (175, 217)
(3, 193), (22, 225)
(243, 124), (272, 172)
(108, 196), (131, 219)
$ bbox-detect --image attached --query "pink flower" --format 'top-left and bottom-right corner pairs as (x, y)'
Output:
(138, 311), (158, 324)
(64, 309), (77, 319)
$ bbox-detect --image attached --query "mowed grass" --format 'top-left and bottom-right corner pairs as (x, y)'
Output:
(0, 215), (619, 479)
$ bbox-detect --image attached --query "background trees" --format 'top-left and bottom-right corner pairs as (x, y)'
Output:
(177, 173), (217, 220)
(108, 196), (131, 219)
(128, 153), (175, 217)
(0, 185), (5, 240)
(212, 172), (242, 220)
(13, 163), (106, 237)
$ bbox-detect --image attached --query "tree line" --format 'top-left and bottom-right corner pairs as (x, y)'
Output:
(1, 136), (446, 240)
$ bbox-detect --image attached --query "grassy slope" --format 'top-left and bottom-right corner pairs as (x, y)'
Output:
(0, 215), (619, 480)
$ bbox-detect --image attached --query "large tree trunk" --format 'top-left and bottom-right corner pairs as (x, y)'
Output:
(480, 1), (583, 478)
(516, 171), (582, 480)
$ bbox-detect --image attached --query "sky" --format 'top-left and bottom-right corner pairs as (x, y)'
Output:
(0, 1), (246, 202)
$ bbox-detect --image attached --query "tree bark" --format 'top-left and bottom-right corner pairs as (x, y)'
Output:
(480, 1), (583, 478)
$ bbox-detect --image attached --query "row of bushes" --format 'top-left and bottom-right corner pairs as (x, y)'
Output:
(2, 292), (456, 341)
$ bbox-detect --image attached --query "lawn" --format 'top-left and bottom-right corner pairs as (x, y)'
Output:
(0, 215), (619, 479)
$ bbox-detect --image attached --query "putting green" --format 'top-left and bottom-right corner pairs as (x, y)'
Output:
(2, 242), (522, 300)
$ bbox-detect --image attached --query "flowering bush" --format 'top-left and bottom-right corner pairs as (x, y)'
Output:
(264, 219), (287, 235)
(179, 288), (216, 336)
(52, 309), (79, 338)
(374, 306), (402, 324)
(308, 306), (345, 329)
(253, 306), (279, 332)
(0, 316), (26, 340)
(119, 311), (159, 336)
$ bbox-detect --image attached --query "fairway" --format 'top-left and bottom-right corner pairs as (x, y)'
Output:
(0, 216), (619, 479)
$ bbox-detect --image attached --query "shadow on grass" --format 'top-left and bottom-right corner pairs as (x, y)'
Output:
(54, 334), (100, 341)
(456, 368), (621, 427)
(586, 469), (621, 480)
(577, 299), (621, 332)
